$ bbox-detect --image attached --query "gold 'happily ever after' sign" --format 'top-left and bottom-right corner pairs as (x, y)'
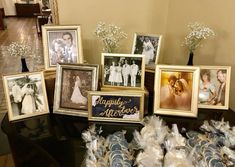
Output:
(88, 91), (144, 123)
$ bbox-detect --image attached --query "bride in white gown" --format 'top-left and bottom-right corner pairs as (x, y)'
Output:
(174, 79), (192, 110)
(70, 75), (87, 105)
(21, 83), (36, 114)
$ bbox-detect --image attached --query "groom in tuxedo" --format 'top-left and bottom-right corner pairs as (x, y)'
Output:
(214, 69), (227, 106)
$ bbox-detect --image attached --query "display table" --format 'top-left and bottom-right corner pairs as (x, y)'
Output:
(1, 108), (235, 167)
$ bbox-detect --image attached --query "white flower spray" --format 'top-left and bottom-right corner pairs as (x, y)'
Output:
(94, 22), (127, 53)
(183, 22), (215, 53)
(6, 42), (32, 58)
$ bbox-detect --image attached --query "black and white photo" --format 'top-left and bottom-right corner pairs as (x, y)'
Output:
(132, 33), (162, 67)
(3, 72), (49, 121)
(42, 25), (83, 70)
(102, 53), (145, 90)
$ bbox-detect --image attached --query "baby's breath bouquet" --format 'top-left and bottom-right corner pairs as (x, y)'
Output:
(7, 42), (32, 58)
(183, 22), (215, 53)
(94, 22), (127, 53)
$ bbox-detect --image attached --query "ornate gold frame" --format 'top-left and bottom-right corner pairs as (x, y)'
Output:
(49, 0), (59, 24)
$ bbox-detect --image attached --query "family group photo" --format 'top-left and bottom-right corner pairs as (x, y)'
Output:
(159, 71), (193, 111)
(3, 73), (48, 121)
(132, 34), (162, 66)
(60, 69), (92, 110)
(103, 55), (143, 88)
(198, 68), (230, 108)
(47, 30), (78, 66)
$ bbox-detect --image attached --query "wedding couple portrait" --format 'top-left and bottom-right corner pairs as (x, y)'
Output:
(133, 34), (162, 65)
(48, 30), (78, 66)
(160, 72), (193, 111)
(198, 68), (230, 107)
(8, 75), (45, 117)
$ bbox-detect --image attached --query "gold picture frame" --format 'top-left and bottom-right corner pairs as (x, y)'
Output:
(3, 71), (49, 121)
(198, 66), (231, 110)
(53, 63), (99, 117)
(154, 65), (200, 117)
(49, 0), (59, 24)
(42, 25), (83, 70)
(88, 91), (144, 123)
(101, 53), (145, 90)
(132, 33), (162, 69)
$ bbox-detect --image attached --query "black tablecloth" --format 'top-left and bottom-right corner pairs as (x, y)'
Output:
(1, 108), (235, 167)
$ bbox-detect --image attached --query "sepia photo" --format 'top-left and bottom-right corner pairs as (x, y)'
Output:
(132, 33), (162, 68)
(53, 63), (99, 117)
(154, 65), (199, 117)
(42, 25), (83, 70)
(3, 72), (49, 121)
(198, 66), (231, 109)
(101, 53), (145, 90)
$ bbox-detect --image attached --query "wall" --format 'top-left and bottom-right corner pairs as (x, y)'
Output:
(57, 0), (235, 110)
(57, 0), (169, 64)
(164, 0), (235, 110)
(1, 0), (16, 16)
(0, 0), (3, 8)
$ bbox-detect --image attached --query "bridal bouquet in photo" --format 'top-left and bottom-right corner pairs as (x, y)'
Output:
(94, 22), (127, 53)
(183, 22), (215, 53)
(7, 42), (32, 58)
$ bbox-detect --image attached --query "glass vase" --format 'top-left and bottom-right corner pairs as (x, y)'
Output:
(187, 52), (194, 66)
(21, 58), (29, 72)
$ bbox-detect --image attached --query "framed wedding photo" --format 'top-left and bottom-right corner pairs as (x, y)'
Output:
(3, 72), (49, 121)
(42, 25), (83, 70)
(198, 66), (231, 109)
(132, 33), (162, 68)
(154, 65), (200, 117)
(88, 91), (144, 123)
(101, 53), (145, 90)
(53, 63), (99, 117)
